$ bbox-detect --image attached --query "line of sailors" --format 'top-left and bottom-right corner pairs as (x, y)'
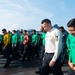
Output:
(0, 27), (68, 68)
(0, 29), (46, 68)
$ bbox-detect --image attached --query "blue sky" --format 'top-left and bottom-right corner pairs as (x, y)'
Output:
(0, 0), (75, 33)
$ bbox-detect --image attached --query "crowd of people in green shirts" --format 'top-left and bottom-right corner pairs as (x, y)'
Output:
(0, 29), (46, 61)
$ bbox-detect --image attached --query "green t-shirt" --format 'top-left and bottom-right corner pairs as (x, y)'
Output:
(41, 32), (46, 46)
(12, 34), (18, 44)
(0, 35), (2, 42)
(31, 33), (38, 45)
(19, 34), (24, 43)
(66, 33), (75, 64)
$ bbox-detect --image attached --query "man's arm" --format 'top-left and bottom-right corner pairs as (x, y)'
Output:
(49, 30), (62, 67)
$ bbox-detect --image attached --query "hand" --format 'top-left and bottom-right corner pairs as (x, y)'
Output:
(73, 66), (75, 71)
(3, 47), (5, 50)
(40, 26), (44, 31)
(15, 44), (16, 47)
(68, 60), (73, 69)
(12, 44), (16, 47)
(49, 60), (55, 67)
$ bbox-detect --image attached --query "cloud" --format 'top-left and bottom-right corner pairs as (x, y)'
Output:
(10, 24), (19, 30)
(0, 0), (54, 33)
(23, 0), (53, 17)
(0, 4), (24, 11)
(0, 0), (10, 3)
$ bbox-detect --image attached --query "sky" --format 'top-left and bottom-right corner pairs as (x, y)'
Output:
(0, 0), (75, 34)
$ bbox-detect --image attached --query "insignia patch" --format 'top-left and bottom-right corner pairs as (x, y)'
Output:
(55, 35), (59, 41)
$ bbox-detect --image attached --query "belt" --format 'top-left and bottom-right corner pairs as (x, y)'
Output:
(45, 53), (54, 55)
